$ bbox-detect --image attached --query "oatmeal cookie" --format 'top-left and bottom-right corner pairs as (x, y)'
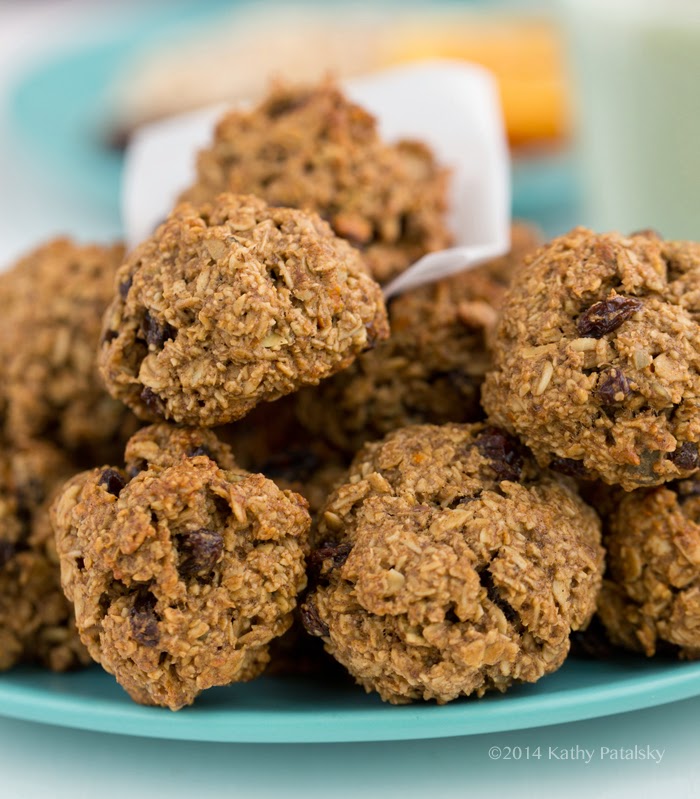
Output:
(180, 81), (451, 283)
(597, 478), (700, 658)
(0, 239), (138, 462)
(125, 419), (345, 516)
(123, 422), (237, 475)
(302, 423), (604, 704)
(99, 194), (389, 427)
(482, 228), (700, 490)
(295, 223), (541, 452)
(0, 440), (89, 671)
(52, 424), (311, 709)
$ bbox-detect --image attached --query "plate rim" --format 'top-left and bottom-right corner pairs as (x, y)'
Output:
(1, 660), (699, 744)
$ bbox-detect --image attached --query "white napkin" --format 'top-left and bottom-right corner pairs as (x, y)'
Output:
(121, 60), (511, 297)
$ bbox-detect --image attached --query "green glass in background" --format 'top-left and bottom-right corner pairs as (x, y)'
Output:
(561, 0), (700, 239)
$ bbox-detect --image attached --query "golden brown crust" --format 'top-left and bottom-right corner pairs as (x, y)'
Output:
(482, 227), (700, 490)
(52, 424), (311, 709)
(124, 423), (238, 475)
(598, 480), (700, 658)
(99, 194), (389, 427)
(295, 224), (541, 452)
(0, 238), (138, 462)
(181, 81), (452, 283)
(302, 423), (604, 704)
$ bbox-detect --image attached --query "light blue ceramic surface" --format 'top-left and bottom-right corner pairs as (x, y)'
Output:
(0, 658), (699, 743)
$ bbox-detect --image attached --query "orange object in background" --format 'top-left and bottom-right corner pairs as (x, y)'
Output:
(111, 8), (569, 152)
(385, 18), (570, 148)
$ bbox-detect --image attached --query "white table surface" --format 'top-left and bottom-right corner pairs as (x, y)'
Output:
(0, 3), (698, 797)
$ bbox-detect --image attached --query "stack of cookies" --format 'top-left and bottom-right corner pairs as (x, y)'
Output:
(2, 80), (699, 711)
(482, 228), (700, 664)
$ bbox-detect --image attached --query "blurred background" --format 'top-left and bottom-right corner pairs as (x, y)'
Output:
(1, 0), (698, 266)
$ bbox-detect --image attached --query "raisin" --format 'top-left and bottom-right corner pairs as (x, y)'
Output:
(98, 468), (126, 497)
(300, 598), (330, 638)
(142, 310), (175, 349)
(596, 368), (631, 405)
(0, 540), (16, 568)
(141, 387), (165, 415)
(129, 590), (159, 647)
(308, 543), (352, 581)
(667, 442), (700, 471)
(550, 457), (590, 478)
(474, 427), (525, 482)
(178, 528), (224, 578)
(576, 295), (643, 338)
(118, 276), (132, 300)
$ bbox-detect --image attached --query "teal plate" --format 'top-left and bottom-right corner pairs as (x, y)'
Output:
(0, 658), (699, 743)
